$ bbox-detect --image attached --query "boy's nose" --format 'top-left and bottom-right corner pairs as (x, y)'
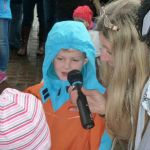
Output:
(63, 60), (71, 69)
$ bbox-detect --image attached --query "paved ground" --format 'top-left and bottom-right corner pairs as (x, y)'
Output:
(7, 14), (43, 91)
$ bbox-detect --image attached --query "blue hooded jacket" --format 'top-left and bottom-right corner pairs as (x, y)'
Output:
(40, 21), (105, 111)
(0, 0), (11, 19)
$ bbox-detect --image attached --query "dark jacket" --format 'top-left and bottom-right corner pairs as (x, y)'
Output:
(55, 0), (97, 21)
(11, 0), (22, 4)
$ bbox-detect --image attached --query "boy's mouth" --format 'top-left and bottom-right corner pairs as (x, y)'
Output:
(61, 72), (68, 77)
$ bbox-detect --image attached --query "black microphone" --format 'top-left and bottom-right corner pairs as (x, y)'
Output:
(67, 70), (95, 129)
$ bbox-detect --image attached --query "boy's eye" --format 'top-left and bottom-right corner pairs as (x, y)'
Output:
(72, 59), (80, 62)
(56, 57), (63, 61)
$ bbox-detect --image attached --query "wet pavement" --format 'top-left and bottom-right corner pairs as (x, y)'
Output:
(7, 16), (43, 91)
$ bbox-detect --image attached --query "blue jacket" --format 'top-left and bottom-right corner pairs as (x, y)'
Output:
(40, 20), (112, 149)
(0, 0), (11, 19)
(99, 131), (112, 150)
(40, 21), (105, 111)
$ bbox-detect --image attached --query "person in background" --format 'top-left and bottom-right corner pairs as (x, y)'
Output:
(54, 0), (97, 22)
(17, 0), (45, 56)
(43, 0), (56, 41)
(0, 88), (51, 150)
(25, 21), (106, 150)
(73, 5), (94, 30)
(134, 0), (150, 149)
(9, 0), (23, 51)
(73, 5), (101, 57)
(43, 0), (98, 40)
(72, 5), (101, 81)
(69, 0), (150, 149)
(0, 0), (11, 83)
(137, 0), (150, 48)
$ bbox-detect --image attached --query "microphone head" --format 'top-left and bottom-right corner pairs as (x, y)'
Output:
(67, 70), (83, 86)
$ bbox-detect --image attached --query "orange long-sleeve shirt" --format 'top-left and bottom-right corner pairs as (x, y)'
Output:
(25, 83), (105, 150)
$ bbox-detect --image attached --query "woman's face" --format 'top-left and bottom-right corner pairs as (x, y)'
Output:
(99, 32), (113, 66)
(54, 49), (87, 80)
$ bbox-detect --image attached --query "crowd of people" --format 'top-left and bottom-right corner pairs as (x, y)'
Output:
(0, 0), (150, 149)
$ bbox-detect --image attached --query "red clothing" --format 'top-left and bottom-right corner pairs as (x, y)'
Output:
(25, 83), (105, 150)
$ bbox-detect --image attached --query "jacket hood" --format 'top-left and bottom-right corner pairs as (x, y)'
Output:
(40, 21), (105, 111)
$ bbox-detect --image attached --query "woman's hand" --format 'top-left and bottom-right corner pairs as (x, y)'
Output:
(68, 86), (106, 115)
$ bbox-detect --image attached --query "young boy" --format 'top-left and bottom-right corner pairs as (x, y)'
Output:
(25, 21), (106, 150)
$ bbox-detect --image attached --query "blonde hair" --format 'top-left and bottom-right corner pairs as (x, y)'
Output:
(96, 0), (150, 146)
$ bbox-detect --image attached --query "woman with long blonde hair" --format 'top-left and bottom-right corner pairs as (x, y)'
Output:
(70, 0), (150, 149)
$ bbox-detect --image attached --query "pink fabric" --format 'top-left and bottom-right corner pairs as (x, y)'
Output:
(0, 88), (51, 150)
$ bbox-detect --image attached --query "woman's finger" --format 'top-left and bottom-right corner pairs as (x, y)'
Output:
(68, 86), (78, 105)
(68, 106), (79, 112)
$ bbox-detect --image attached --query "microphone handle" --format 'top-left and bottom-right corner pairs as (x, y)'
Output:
(77, 86), (95, 129)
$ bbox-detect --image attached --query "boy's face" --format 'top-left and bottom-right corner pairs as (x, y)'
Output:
(54, 49), (87, 81)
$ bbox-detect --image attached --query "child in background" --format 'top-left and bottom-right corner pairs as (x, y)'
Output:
(73, 5), (94, 30)
(0, 88), (51, 150)
(73, 5), (101, 59)
(25, 21), (106, 150)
